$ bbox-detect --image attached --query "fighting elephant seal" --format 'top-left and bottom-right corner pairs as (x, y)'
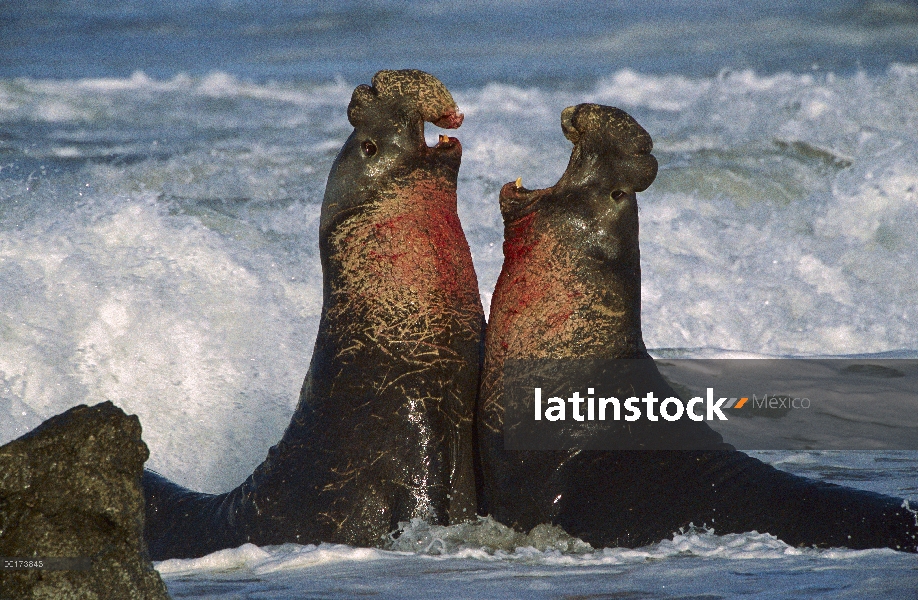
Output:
(477, 103), (918, 552)
(143, 70), (484, 559)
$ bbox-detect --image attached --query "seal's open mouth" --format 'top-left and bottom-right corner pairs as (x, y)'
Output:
(498, 104), (658, 224)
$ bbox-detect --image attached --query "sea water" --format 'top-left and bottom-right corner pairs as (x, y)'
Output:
(2, 1), (918, 598)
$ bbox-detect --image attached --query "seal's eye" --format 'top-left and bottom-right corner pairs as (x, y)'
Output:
(361, 140), (377, 157)
(611, 190), (627, 201)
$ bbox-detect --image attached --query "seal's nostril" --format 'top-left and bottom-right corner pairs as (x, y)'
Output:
(361, 140), (377, 156)
(611, 190), (627, 201)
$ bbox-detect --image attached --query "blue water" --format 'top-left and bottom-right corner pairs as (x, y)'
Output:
(2, 1), (918, 598)
(4, 0), (918, 84)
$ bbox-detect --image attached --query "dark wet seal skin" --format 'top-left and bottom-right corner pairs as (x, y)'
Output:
(477, 103), (918, 552)
(143, 70), (484, 560)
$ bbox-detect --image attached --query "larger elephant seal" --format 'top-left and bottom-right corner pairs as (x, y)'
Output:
(477, 103), (918, 552)
(143, 70), (484, 560)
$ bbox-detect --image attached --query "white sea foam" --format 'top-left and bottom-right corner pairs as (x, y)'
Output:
(153, 519), (912, 599)
(155, 526), (816, 575)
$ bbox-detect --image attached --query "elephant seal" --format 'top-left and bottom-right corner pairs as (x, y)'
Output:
(143, 70), (484, 559)
(477, 103), (918, 552)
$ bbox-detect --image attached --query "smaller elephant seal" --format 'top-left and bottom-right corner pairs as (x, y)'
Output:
(477, 103), (918, 552)
(143, 70), (484, 560)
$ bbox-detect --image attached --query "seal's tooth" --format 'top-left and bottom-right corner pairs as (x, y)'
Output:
(439, 134), (450, 144)
(515, 177), (523, 188)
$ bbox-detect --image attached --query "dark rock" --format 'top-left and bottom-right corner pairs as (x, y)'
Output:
(0, 401), (170, 599)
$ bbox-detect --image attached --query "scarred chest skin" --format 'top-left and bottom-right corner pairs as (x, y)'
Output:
(323, 173), (481, 341)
